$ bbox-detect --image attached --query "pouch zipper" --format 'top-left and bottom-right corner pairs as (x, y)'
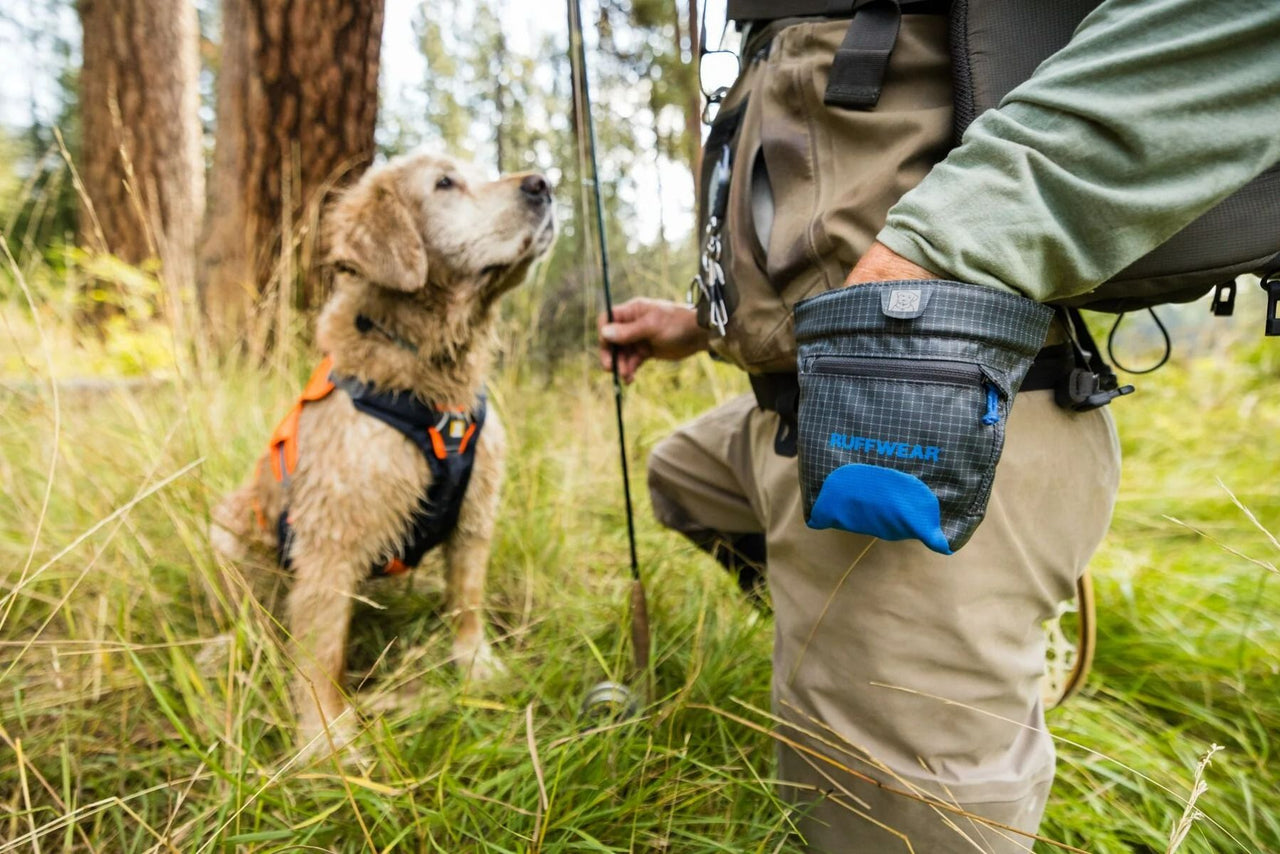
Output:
(803, 355), (1003, 425)
(804, 355), (983, 386)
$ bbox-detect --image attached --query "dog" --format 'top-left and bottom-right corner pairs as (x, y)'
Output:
(210, 151), (555, 755)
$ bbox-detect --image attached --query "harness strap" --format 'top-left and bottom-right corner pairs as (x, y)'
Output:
(262, 358), (487, 577)
(824, 0), (902, 109)
(267, 355), (338, 482)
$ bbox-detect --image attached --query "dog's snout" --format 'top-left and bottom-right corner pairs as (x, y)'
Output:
(520, 174), (551, 205)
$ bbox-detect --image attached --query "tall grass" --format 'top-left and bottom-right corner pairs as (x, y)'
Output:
(2, 244), (1278, 852)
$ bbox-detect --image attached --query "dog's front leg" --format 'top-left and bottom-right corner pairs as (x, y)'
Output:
(285, 546), (364, 758)
(443, 416), (507, 681)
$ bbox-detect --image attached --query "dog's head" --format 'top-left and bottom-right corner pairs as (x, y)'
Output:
(324, 151), (556, 302)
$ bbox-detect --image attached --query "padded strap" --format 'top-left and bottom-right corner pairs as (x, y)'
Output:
(824, 0), (902, 109)
(727, 0), (943, 20)
(728, 0), (861, 20)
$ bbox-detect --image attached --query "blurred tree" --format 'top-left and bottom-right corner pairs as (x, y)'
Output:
(199, 0), (384, 348)
(401, 0), (701, 372)
(416, 7), (471, 153)
(684, 0), (701, 180)
(76, 0), (203, 323)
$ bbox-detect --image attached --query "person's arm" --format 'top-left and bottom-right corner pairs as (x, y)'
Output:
(869, 0), (1280, 299)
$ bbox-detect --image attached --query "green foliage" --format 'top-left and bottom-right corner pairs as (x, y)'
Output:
(392, 0), (702, 373)
(1, 0), (82, 260)
(2, 287), (1279, 851)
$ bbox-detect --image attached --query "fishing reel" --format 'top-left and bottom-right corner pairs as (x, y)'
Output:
(579, 680), (641, 726)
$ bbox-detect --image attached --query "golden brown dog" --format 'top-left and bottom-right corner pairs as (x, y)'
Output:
(210, 151), (555, 755)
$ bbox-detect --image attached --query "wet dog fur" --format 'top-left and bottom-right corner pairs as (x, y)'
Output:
(210, 151), (555, 756)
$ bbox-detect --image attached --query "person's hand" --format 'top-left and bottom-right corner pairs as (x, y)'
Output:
(597, 297), (710, 383)
(844, 241), (936, 285)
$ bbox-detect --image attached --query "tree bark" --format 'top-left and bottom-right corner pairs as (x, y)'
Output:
(685, 0), (702, 183)
(200, 0), (384, 347)
(77, 0), (203, 325)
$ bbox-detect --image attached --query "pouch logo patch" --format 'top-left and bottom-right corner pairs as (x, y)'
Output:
(829, 432), (940, 462)
(888, 289), (921, 313)
(880, 286), (931, 319)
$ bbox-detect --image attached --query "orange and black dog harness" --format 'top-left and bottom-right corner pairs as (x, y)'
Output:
(260, 356), (486, 577)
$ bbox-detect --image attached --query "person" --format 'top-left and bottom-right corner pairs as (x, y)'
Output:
(597, 0), (1280, 851)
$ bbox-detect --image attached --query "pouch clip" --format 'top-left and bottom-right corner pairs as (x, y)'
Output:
(1210, 280), (1236, 317)
(1262, 273), (1280, 336)
(1055, 367), (1134, 412)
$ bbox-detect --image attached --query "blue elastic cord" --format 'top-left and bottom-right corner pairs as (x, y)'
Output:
(981, 385), (1000, 425)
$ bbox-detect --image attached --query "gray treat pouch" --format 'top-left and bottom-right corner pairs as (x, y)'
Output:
(794, 280), (1053, 554)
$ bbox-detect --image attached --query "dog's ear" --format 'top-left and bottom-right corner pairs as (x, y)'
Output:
(325, 182), (427, 292)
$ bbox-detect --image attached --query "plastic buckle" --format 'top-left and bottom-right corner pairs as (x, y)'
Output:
(1261, 273), (1280, 336)
(1210, 281), (1236, 317)
(1055, 368), (1135, 412)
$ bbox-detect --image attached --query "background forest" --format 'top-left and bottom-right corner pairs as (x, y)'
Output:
(1, 0), (708, 364)
(2, 1), (1279, 852)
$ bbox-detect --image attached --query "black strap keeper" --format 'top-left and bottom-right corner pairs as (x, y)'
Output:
(823, 0), (901, 109)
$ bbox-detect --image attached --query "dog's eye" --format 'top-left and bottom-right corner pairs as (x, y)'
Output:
(436, 175), (455, 190)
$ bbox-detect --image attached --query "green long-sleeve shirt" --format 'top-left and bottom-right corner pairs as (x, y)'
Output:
(877, 0), (1280, 300)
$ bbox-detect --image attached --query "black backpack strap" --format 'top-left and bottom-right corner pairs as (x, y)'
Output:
(728, 0), (834, 18)
(824, 0), (902, 109)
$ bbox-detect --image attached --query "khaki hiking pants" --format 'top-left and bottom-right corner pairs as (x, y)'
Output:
(648, 388), (1120, 852)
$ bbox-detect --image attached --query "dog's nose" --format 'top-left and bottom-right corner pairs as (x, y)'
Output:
(521, 174), (551, 205)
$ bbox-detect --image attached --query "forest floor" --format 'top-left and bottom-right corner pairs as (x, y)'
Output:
(1, 283), (1278, 853)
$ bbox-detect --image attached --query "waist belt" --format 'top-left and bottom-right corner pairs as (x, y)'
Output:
(1019, 344), (1074, 393)
(728, 0), (947, 109)
(752, 344), (1071, 417)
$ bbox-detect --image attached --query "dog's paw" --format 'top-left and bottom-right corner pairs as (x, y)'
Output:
(194, 632), (236, 675)
(295, 709), (363, 765)
(454, 638), (505, 683)
(208, 519), (249, 562)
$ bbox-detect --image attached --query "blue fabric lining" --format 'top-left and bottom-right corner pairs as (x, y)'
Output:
(807, 464), (953, 555)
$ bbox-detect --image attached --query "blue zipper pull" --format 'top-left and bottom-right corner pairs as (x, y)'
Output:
(981, 384), (1001, 426)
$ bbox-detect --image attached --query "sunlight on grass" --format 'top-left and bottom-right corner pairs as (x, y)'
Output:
(2, 257), (1278, 851)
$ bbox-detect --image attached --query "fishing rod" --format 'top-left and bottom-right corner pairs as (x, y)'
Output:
(567, 0), (651, 714)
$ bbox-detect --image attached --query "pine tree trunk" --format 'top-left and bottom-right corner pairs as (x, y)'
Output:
(77, 0), (203, 327)
(685, 0), (703, 184)
(199, 0), (384, 347)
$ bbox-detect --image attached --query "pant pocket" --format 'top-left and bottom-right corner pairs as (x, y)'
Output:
(795, 280), (1053, 553)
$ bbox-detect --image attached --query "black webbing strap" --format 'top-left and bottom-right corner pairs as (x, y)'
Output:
(824, 0), (902, 109)
(1020, 344), (1073, 392)
(728, 0), (857, 19)
(728, 0), (947, 20)
(750, 372), (800, 458)
(727, 0), (943, 110)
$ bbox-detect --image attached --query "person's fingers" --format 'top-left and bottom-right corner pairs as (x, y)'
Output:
(597, 299), (644, 333)
(620, 349), (644, 382)
(599, 342), (621, 373)
(599, 300), (659, 347)
(598, 342), (650, 381)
